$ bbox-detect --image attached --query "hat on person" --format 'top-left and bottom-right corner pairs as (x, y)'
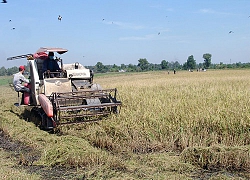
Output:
(19, 65), (25, 71)
(48, 52), (54, 56)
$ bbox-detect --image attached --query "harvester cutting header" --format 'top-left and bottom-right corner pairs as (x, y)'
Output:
(8, 47), (122, 131)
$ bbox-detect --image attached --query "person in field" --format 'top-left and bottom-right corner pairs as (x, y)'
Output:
(13, 65), (30, 93)
(13, 65), (31, 105)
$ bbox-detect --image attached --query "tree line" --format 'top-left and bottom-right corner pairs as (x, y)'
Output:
(1, 53), (250, 75)
(87, 53), (250, 73)
(0, 66), (19, 76)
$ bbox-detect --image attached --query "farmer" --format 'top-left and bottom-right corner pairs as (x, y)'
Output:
(43, 52), (61, 78)
(13, 65), (31, 105)
(13, 65), (30, 93)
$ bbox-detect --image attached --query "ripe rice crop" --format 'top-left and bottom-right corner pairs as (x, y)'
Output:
(61, 70), (250, 171)
(100, 70), (250, 147)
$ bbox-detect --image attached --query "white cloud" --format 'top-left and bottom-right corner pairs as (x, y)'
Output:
(197, 8), (231, 15)
(199, 8), (215, 14)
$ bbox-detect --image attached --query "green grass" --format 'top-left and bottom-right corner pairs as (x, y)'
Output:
(0, 76), (12, 86)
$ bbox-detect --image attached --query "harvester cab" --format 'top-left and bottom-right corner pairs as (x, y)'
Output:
(7, 47), (121, 131)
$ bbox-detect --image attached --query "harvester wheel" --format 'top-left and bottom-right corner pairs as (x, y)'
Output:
(29, 108), (42, 127)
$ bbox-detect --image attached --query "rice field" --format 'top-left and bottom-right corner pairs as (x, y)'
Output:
(0, 69), (249, 179)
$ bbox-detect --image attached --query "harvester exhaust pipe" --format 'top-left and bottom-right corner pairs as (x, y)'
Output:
(75, 62), (79, 69)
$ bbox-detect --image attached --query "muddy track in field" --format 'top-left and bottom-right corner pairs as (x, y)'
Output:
(0, 130), (85, 180)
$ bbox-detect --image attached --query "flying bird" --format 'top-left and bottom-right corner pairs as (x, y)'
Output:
(1, 0), (7, 3)
(58, 15), (62, 21)
(158, 32), (160, 35)
(9, 19), (11, 22)
(229, 31), (234, 33)
(11, 27), (15, 30)
(102, 18), (105, 21)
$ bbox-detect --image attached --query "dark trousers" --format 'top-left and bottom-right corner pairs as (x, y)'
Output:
(19, 86), (30, 93)
(18, 87), (31, 105)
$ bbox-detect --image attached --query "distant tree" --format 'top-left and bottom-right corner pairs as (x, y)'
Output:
(186, 55), (196, 70)
(0, 66), (7, 76)
(242, 63), (250, 68)
(154, 64), (162, 70)
(109, 64), (119, 72)
(137, 58), (149, 71)
(236, 62), (242, 68)
(227, 64), (233, 69)
(203, 53), (212, 69)
(120, 64), (126, 70)
(127, 64), (137, 72)
(198, 63), (203, 69)
(95, 62), (107, 73)
(160, 60), (169, 70)
(169, 61), (181, 70)
(182, 62), (188, 70)
(7, 66), (18, 75)
(148, 63), (158, 71)
(217, 62), (226, 69)
(85, 65), (95, 71)
(174, 61), (181, 69)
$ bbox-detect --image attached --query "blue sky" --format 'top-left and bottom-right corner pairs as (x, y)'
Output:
(1, 0), (250, 68)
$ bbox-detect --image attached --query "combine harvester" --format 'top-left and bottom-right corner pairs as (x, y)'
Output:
(8, 47), (121, 131)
